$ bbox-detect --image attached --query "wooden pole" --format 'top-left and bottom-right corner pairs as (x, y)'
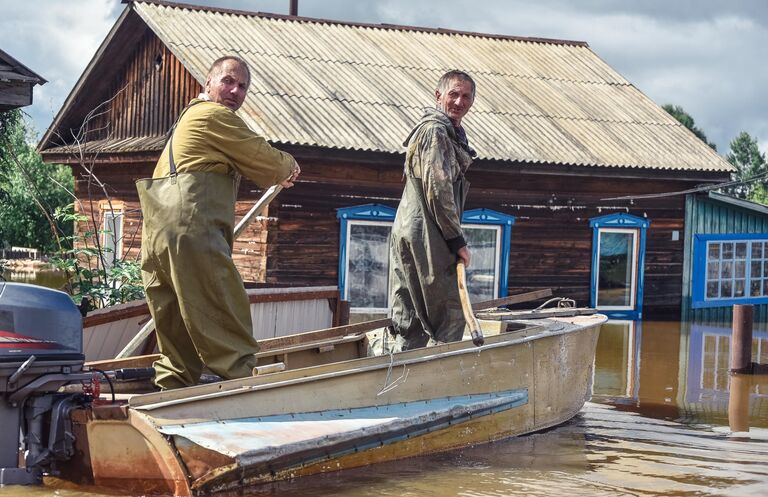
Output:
(728, 373), (751, 433)
(730, 304), (753, 374)
(289, 0), (298, 15)
(116, 182), (286, 359)
(456, 262), (484, 347)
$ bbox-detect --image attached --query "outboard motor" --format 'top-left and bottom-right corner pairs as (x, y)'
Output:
(0, 282), (90, 485)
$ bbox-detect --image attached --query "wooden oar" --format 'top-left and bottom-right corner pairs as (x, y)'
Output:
(115, 183), (284, 359)
(233, 183), (283, 238)
(456, 261), (485, 346)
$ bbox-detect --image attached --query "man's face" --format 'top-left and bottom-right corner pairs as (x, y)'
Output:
(435, 78), (474, 126)
(205, 59), (250, 111)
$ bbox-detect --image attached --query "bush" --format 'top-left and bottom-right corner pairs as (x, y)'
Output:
(48, 204), (144, 310)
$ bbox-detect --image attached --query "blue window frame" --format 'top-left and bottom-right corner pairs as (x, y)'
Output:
(589, 213), (649, 320)
(337, 204), (396, 313)
(691, 233), (768, 308)
(337, 204), (515, 312)
(462, 209), (515, 302)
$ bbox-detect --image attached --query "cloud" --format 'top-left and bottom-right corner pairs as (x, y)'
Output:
(1, 0), (119, 134)
(2, 0), (765, 154)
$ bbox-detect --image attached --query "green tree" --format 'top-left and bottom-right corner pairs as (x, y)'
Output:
(48, 205), (145, 308)
(0, 110), (75, 252)
(1, 109), (144, 309)
(751, 184), (768, 205)
(723, 131), (767, 200)
(662, 104), (717, 151)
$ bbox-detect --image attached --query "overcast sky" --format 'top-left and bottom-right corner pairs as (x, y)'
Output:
(2, 0), (766, 155)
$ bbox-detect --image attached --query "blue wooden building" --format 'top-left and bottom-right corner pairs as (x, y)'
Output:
(683, 191), (768, 323)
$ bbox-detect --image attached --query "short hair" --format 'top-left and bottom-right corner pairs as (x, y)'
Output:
(436, 70), (476, 99)
(207, 55), (251, 84)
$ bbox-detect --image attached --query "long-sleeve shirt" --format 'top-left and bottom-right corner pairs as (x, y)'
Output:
(153, 98), (294, 188)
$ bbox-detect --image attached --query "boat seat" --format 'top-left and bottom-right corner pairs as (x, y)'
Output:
(254, 333), (366, 360)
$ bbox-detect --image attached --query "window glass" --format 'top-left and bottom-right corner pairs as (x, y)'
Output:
(101, 210), (124, 269)
(703, 239), (768, 302)
(707, 262), (720, 280)
(735, 242), (747, 258)
(723, 242), (733, 259)
(463, 226), (499, 302)
(706, 281), (719, 299)
(347, 223), (391, 310)
(597, 230), (635, 307)
(708, 244), (720, 259)
(735, 279), (745, 298)
(339, 208), (513, 313)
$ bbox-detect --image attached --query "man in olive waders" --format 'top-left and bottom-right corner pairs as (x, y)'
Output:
(389, 70), (477, 351)
(136, 56), (300, 390)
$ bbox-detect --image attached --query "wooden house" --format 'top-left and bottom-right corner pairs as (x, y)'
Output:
(39, 0), (736, 321)
(0, 48), (45, 111)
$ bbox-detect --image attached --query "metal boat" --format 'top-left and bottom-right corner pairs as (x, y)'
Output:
(0, 282), (605, 495)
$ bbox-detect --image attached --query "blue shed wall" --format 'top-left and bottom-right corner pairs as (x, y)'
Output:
(683, 194), (768, 323)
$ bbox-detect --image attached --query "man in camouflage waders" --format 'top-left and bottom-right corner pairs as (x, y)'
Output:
(137, 56), (300, 390)
(389, 70), (477, 350)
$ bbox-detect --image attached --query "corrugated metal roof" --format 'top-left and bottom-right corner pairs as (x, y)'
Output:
(127, 1), (731, 172)
(43, 135), (167, 155)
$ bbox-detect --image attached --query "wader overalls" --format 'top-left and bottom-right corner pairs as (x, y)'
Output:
(389, 113), (473, 350)
(137, 103), (259, 390)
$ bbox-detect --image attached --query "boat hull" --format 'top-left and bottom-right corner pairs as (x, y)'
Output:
(64, 314), (605, 495)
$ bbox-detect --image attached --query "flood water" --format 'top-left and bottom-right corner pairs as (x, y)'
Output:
(1, 267), (67, 289)
(2, 320), (768, 497)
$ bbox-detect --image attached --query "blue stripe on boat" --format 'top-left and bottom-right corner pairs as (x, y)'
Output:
(161, 389), (528, 475)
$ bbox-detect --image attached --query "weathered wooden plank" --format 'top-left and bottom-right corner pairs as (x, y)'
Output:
(0, 82), (33, 108)
(473, 289), (554, 310)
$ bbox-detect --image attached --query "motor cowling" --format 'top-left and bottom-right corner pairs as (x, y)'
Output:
(0, 282), (83, 361)
(0, 282), (89, 486)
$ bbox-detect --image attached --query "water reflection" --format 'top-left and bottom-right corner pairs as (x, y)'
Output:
(3, 319), (768, 497)
(593, 320), (641, 402)
(593, 319), (768, 429)
(1, 268), (67, 289)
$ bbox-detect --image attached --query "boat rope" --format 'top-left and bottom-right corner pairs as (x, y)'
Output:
(378, 349), (409, 396)
(534, 297), (576, 310)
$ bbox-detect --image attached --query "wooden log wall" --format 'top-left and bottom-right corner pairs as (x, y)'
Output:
(265, 156), (404, 286)
(85, 30), (201, 143)
(74, 151), (695, 318)
(73, 163), (151, 266)
(264, 154), (694, 319)
(73, 163), (271, 283)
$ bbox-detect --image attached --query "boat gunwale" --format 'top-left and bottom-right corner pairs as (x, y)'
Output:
(130, 314), (606, 412)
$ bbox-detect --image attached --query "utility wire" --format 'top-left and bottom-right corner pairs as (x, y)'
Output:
(601, 170), (768, 201)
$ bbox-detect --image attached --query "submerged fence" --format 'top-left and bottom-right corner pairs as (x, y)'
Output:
(0, 247), (40, 260)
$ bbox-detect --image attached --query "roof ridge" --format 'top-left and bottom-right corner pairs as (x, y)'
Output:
(129, 0), (589, 47)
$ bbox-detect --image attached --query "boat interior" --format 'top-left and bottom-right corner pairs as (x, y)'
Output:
(79, 301), (601, 404)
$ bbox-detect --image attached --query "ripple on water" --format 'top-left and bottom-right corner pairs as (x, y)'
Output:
(2, 404), (768, 497)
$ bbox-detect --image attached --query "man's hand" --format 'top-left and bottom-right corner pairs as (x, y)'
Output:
(280, 160), (301, 188)
(457, 246), (471, 268)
